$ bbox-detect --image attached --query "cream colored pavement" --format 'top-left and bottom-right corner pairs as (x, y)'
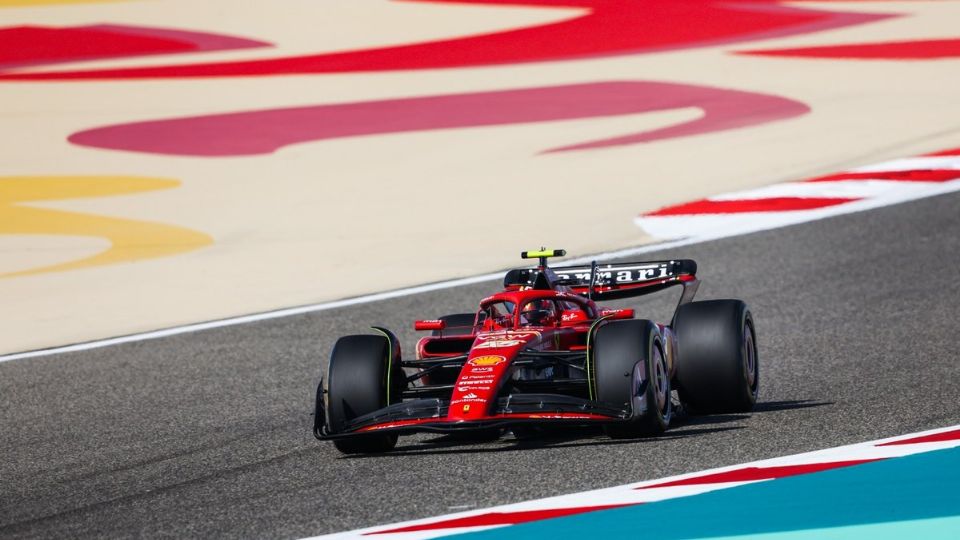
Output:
(2, 1), (960, 354)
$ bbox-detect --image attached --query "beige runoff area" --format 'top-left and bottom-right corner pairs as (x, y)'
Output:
(1, 0), (959, 355)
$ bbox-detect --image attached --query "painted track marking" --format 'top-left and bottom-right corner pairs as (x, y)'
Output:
(306, 425), (960, 539)
(636, 152), (960, 240)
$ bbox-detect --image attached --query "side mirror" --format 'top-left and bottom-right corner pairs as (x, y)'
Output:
(414, 319), (446, 332)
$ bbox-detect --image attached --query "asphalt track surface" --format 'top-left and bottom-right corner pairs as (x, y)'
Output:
(3, 190), (960, 539)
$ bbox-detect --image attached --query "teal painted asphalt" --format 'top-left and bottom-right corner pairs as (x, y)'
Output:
(447, 446), (960, 539)
(701, 516), (960, 540)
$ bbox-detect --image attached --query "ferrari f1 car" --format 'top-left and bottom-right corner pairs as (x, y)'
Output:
(314, 249), (758, 454)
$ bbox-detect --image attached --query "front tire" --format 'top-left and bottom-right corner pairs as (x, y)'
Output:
(593, 319), (671, 438)
(674, 300), (758, 414)
(326, 334), (401, 454)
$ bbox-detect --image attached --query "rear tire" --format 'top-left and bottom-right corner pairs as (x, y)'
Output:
(674, 300), (758, 414)
(593, 319), (671, 438)
(432, 313), (477, 336)
(326, 334), (401, 454)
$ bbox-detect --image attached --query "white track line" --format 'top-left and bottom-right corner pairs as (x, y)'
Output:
(0, 236), (709, 363)
(705, 179), (923, 200)
(3, 152), (959, 364)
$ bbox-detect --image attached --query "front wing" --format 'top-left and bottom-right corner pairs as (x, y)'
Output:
(314, 393), (633, 440)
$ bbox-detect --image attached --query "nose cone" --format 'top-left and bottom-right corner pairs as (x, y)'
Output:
(448, 331), (543, 420)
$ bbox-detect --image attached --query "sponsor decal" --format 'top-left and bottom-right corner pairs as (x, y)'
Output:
(556, 271), (593, 282)
(561, 309), (589, 323)
(555, 264), (668, 285)
(475, 339), (523, 349)
(460, 383), (493, 389)
(469, 355), (506, 367)
(469, 367), (494, 373)
(476, 331), (540, 341)
(452, 397), (487, 404)
(462, 404), (470, 412)
(452, 389), (489, 404)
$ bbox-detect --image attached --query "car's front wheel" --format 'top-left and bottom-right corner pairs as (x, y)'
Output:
(326, 334), (401, 454)
(593, 319), (671, 438)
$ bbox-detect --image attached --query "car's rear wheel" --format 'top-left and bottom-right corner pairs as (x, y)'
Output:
(674, 300), (758, 414)
(593, 319), (671, 438)
(326, 334), (401, 454)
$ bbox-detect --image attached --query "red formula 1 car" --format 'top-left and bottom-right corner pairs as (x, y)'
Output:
(314, 249), (758, 454)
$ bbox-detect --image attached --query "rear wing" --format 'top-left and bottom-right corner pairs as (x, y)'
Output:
(553, 259), (698, 301)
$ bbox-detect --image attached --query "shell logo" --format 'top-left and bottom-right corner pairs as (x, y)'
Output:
(468, 355), (506, 367)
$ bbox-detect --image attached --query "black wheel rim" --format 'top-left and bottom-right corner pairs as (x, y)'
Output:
(743, 323), (758, 395)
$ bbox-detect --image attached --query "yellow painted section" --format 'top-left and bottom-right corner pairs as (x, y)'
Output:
(0, 176), (212, 278)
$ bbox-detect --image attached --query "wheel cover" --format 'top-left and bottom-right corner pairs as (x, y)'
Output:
(743, 324), (757, 392)
(652, 346), (668, 413)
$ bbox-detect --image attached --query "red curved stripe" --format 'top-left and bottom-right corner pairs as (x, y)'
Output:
(646, 197), (855, 216)
(878, 428), (960, 446)
(0, 0), (890, 80)
(67, 81), (809, 156)
(740, 39), (960, 60)
(806, 170), (960, 183)
(368, 504), (630, 534)
(926, 147), (960, 157)
(636, 460), (880, 489)
(0, 25), (268, 70)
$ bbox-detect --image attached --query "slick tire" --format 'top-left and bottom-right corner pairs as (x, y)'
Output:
(326, 334), (400, 454)
(593, 319), (671, 438)
(432, 313), (477, 336)
(674, 300), (758, 414)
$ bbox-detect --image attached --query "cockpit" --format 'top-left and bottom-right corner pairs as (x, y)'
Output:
(479, 300), (516, 330)
(478, 295), (592, 330)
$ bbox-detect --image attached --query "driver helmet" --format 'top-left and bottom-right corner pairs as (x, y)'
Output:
(521, 299), (553, 326)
